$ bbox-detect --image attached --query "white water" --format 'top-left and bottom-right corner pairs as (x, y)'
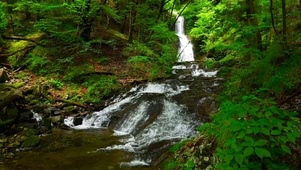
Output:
(63, 15), (219, 167)
(64, 82), (198, 166)
(176, 16), (194, 62)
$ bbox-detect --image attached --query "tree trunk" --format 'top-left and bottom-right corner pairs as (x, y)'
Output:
(281, 0), (287, 48)
(128, 1), (138, 43)
(80, 0), (92, 41)
(270, 0), (278, 35)
(156, 0), (165, 23)
(246, 0), (261, 51)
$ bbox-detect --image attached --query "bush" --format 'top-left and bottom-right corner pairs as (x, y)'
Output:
(201, 95), (301, 169)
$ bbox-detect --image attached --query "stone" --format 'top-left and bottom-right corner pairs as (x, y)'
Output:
(64, 106), (79, 114)
(19, 111), (35, 123)
(1, 104), (19, 121)
(73, 117), (83, 126)
(21, 136), (40, 147)
(0, 68), (9, 83)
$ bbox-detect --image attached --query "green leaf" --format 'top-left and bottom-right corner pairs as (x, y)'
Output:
(260, 127), (270, 135)
(244, 136), (255, 145)
(287, 133), (296, 144)
(224, 154), (234, 162)
(281, 144), (291, 154)
(265, 111), (272, 117)
(238, 131), (246, 138)
(233, 125), (242, 132)
(269, 106), (280, 114)
(292, 128), (301, 138)
(255, 148), (271, 158)
(238, 110), (247, 118)
(253, 127), (260, 134)
(243, 147), (254, 157)
(254, 139), (268, 146)
(271, 129), (282, 135)
(235, 154), (244, 165)
(280, 136), (287, 143)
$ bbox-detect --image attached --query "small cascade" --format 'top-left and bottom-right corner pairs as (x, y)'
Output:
(176, 16), (194, 62)
(63, 15), (221, 168)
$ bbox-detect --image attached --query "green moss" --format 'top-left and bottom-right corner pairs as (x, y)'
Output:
(22, 136), (40, 147)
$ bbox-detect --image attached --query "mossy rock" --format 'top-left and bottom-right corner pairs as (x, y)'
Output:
(21, 136), (40, 147)
(1, 104), (19, 121)
(41, 117), (52, 129)
(9, 82), (25, 88)
(28, 99), (40, 105)
(0, 119), (14, 127)
(0, 68), (9, 83)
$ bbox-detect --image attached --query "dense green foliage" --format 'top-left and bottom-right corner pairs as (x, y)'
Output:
(166, 0), (301, 169)
(0, 0), (182, 103)
(209, 95), (300, 169)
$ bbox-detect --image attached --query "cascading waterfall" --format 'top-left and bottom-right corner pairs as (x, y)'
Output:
(63, 15), (220, 168)
(176, 16), (194, 62)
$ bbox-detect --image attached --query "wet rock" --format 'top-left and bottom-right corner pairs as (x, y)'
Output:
(33, 105), (44, 113)
(51, 115), (63, 123)
(0, 68), (9, 83)
(21, 136), (40, 147)
(19, 111), (35, 123)
(44, 107), (59, 115)
(1, 104), (19, 121)
(53, 110), (62, 116)
(28, 99), (40, 105)
(63, 106), (79, 114)
(41, 117), (52, 129)
(73, 117), (83, 126)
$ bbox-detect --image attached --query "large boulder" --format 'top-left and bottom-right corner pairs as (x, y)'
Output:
(0, 68), (9, 83)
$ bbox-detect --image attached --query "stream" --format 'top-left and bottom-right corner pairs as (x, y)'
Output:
(1, 16), (222, 170)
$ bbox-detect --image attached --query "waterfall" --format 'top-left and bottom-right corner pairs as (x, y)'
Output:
(62, 15), (219, 168)
(175, 16), (194, 62)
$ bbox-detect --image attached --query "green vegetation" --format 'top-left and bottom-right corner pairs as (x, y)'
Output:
(1, 0), (301, 169)
(164, 0), (301, 169)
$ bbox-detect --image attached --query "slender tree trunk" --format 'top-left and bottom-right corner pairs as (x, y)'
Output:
(80, 0), (92, 41)
(128, 1), (138, 43)
(270, 0), (278, 35)
(281, 0), (287, 47)
(246, 0), (261, 51)
(168, 0), (177, 27)
(156, 0), (165, 23)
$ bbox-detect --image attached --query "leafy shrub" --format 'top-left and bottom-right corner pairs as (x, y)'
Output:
(203, 95), (300, 169)
(48, 79), (64, 90)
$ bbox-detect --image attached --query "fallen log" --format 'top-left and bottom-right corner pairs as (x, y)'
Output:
(0, 45), (36, 57)
(44, 94), (87, 109)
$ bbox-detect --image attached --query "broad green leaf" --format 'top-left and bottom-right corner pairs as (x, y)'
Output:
(281, 144), (291, 154)
(255, 148), (271, 158)
(235, 154), (244, 165)
(244, 136), (255, 145)
(255, 139), (268, 146)
(269, 106), (280, 114)
(243, 147), (254, 157)
(260, 127), (270, 135)
(265, 111), (272, 117)
(280, 136), (287, 143)
(253, 127), (260, 134)
(287, 133), (296, 143)
(292, 128), (301, 138)
(233, 125), (242, 132)
(256, 111), (263, 118)
(271, 129), (282, 135)
(238, 131), (246, 138)
(224, 154), (234, 162)
(238, 110), (247, 118)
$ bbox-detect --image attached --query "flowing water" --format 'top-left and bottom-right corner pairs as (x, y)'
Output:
(1, 16), (222, 170)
